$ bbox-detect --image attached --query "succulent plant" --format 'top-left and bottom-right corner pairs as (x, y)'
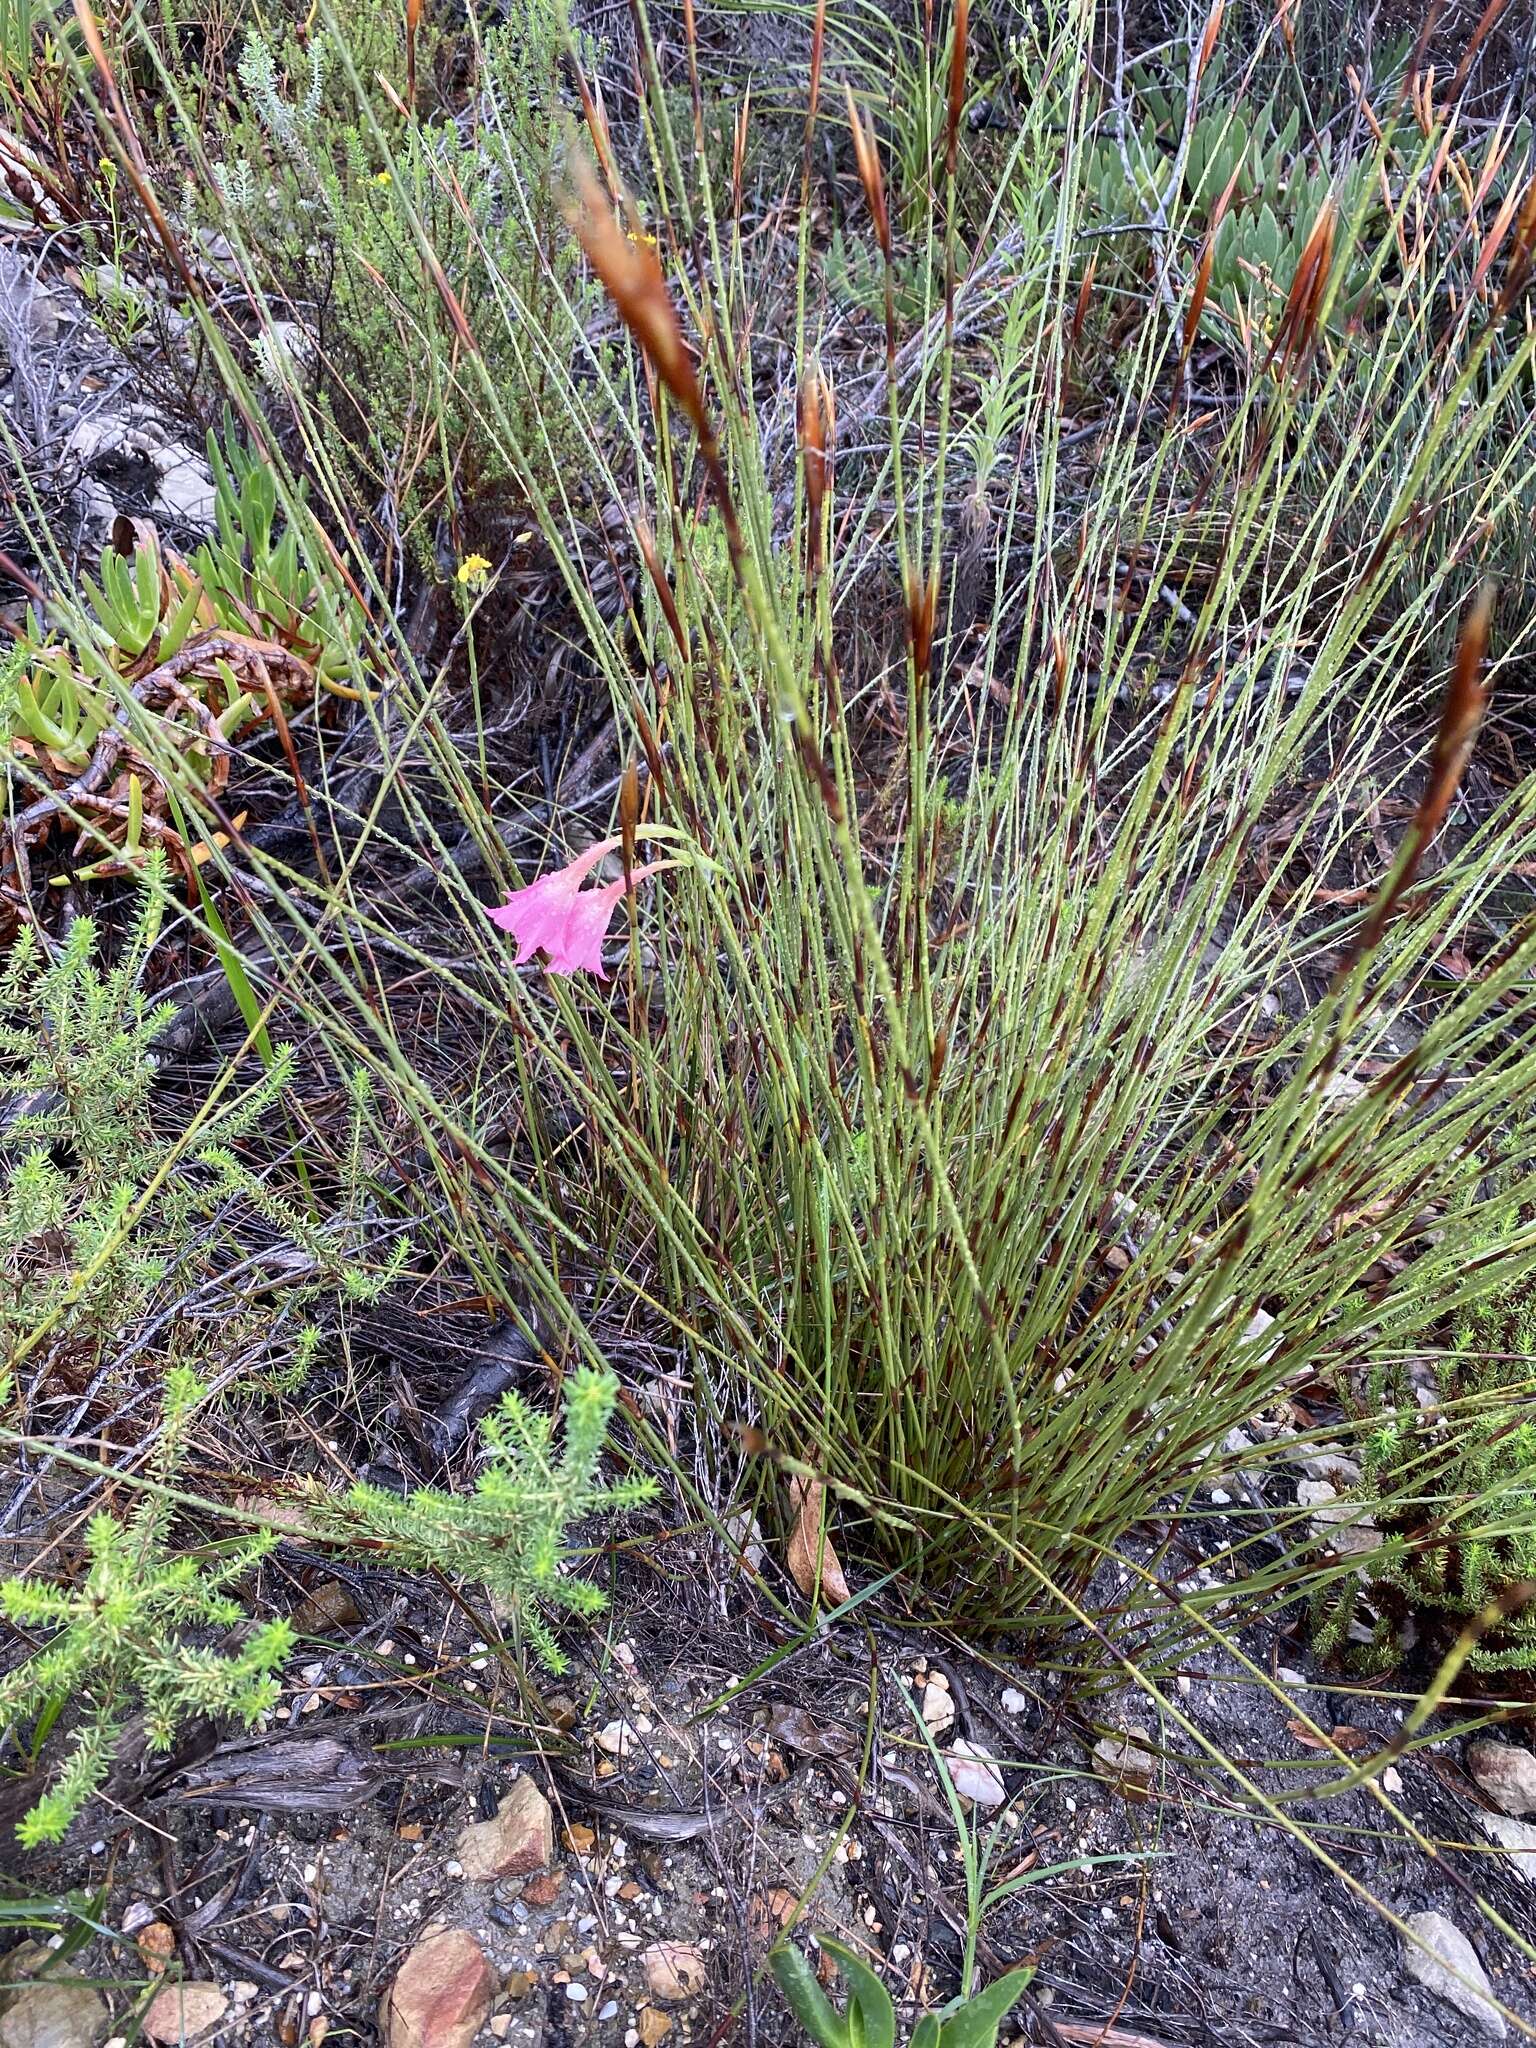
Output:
(80, 531), (204, 666)
(1, 427), (366, 906)
(192, 424), (366, 681)
(5, 642), (113, 767)
(1085, 60), (1385, 345)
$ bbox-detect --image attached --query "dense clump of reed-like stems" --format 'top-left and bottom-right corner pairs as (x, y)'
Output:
(23, 0), (1536, 1653)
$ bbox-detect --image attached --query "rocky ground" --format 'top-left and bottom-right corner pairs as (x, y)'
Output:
(3, 1511), (1535, 2048)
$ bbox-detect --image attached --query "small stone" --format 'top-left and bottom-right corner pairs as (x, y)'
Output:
(455, 1779), (553, 1881)
(1467, 1739), (1536, 1817)
(0, 1980), (109, 2048)
(999, 1688), (1029, 1716)
(520, 1871), (562, 1908)
(134, 1925), (175, 1977)
(1091, 1729), (1156, 1801)
(1402, 1911), (1504, 2038)
(565, 1984), (588, 2003)
(143, 1984), (228, 2044)
(920, 1683), (956, 1736)
(382, 1930), (498, 2048)
(562, 1824), (597, 1855)
(503, 1973), (535, 2001)
(638, 2010), (673, 2045)
(595, 1720), (637, 1758)
(1285, 1440), (1364, 1487)
(1479, 1810), (1536, 1886)
(722, 1510), (767, 1575)
(488, 2020), (512, 2040)
(1297, 1479), (1379, 1557)
(289, 1580), (361, 1633)
(641, 1943), (707, 2002)
(944, 1739), (1005, 1810)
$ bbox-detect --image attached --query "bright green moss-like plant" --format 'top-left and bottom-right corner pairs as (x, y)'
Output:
(1315, 1265), (1536, 1677)
(320, 1366), (656, 1672)
(0, 1367), (293, 1848)
(0, 852), (406, 1381)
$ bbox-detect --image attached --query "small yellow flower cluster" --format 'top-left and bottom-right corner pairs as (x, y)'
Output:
(456, 554), (494, 591)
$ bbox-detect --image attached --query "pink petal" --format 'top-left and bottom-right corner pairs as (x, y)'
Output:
(561, 836), (624, 884)
(484, 837), (636, 978)
(543, 890), (621, 977)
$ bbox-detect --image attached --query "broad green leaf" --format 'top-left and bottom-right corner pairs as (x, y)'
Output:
(818, 1940), (896, 2048)
(769, 1945), (851, 2048)
(934, 1968), (1034, 2048)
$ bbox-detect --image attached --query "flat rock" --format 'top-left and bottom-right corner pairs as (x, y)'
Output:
(383, 1931), (497, 2048)
(641, 1944), (707, 2002)
(1468, 1739), (1536, 1817)
(455, 1777), (553, 1880)
(1402, 1911), (1505, 2038)
(944, 1738), (1005, 1810)
(143, 1983), (228, 2044)
(920, 1682), (956, 1736)
(1479, 1809), (1536, 1886)
(0, 1981), (109, 2048)
(1297, 1478), (1379, 1557)
(595, 1718), (637, 1757)
(1092, 1728), (1156, 1799)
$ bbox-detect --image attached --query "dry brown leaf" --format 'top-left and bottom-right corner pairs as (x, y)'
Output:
(745, 1888), (800, 1947)
(1287, 1718), (1374, 1754)
(785, 1476), (851, 1605)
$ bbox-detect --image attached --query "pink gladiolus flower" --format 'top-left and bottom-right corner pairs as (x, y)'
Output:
(485, 835), (672, 979)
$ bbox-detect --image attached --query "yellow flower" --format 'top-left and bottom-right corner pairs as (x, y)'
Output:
(625, 228), (658, 249)
(456, 554), (493, 591)
(373, 169), (392, 185)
